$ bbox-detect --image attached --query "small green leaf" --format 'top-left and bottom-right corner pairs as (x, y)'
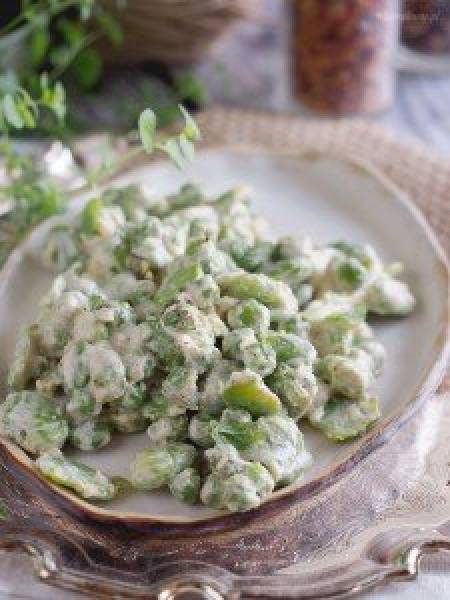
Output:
(96, 11), (123, 46)
(138, 108), (157, 153)
(336, 260), (366, 288)
(49, 45), (73, 69)
(214, 421), (266, 450)
(23, 5), (38, 25)
(40, 72), (49, 91)
(178, 133), (195, 162)
(72, 48), (103, 90)
(79, 0), (95, 21)
(30, 28), (50, 66)
(41, 81), (66, 121)
(51, 82), (66, 120)
(16, 99), (36, 128)
(179, 104), (201, 141)
(25, 181), (65, 222)
(57, 18), (86, 46)
(3, 95), (23, 129)
(152, 105), (180, 129)
(160, 138), (186, 170)
(111, 476), (132, 497)
(174, 73), (208, 105)
(18, 88), (38, 114)
(81, 197), (103, 234)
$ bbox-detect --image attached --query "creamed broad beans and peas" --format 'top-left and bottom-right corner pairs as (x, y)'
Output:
(2, 183), (415, 511)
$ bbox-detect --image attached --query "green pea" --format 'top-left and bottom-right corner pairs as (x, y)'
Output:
(309, 314), (357, 357)
(309, 395), (380, 441)
(262, 331), (316, 364)
(36, 449), (116, 501)
(70, 420), (111, 451)
(217, 272), (298, 312)
(230, 241), (273, 272)
(154, 263), (204, 307)
(0, 391), (68, 455)
(335, 258), (367, 291)
(142, 394), (171, 421)
(166, 183), (204, 213)
(262, 257), (314, 287)
(130, 447), (176, 490)
(213, 419), (266, 451)
(147, 415), (188, 444)
(66, 389), (100, 423)
(120, 382), (147, 409)
(168, 442), (198, 474)
(222, 329), (276, 377)
(8, 326), (38, 390)
(270, 310), (309, 337)
(227, 299), (270, 333)
(188, 416), (216, 447)
(315, 351), (374, 401)
(223, 371), (282, 417)
(108, 407), (148, 433)
(169, 467), (201, 504)
(365, 275), (415, 316)
(330, 241), (374, 269)
(130, 443), (197, 490)
(221, 473), (262, 512)
(267, 362), (316, 420)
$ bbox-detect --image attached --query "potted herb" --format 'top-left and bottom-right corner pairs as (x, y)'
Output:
(0, 1), (124, 134)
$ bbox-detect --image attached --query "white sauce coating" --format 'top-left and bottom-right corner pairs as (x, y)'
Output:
(3, 182), (415, 512)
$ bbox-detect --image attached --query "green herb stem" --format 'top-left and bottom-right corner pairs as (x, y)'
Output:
(0, 0), (82, 37)
(49, 30), (102, 82)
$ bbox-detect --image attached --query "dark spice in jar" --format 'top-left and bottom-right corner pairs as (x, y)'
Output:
(294, 0), (397, 116)
(402, 0), (450, 54)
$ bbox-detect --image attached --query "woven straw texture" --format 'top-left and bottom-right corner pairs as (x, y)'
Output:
(98, 0), (255, 65)
(196, 108), (450, 389)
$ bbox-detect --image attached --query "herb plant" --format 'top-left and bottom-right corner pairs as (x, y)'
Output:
(0, 104), (201, 266)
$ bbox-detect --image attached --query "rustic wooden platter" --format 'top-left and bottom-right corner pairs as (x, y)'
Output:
(0, 148), (448, 598)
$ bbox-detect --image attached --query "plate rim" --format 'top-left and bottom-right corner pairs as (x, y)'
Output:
(0, 146), (448, 530)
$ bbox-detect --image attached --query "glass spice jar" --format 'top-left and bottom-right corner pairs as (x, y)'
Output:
(402, 0), (450, 53)
(400, 0), (450, 71)
(293, 0), (399, 116)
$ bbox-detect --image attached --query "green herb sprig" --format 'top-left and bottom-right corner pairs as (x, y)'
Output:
(0, 103), (201, 266)
(1, 0), (124, 85)
(0, 72), (65, 132)
(0, 0), (125, 135)
(139, 104), (201, 169)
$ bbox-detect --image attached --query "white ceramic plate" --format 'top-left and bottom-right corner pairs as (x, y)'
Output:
(0, 149), (448, 522)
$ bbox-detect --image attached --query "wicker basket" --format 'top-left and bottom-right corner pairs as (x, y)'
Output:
(98, 0), (257, 65)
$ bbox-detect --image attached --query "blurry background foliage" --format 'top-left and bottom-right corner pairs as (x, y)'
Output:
(0, 0), (255, 265)
(0, 0), (208, 266)
(0, 0), (210, 135)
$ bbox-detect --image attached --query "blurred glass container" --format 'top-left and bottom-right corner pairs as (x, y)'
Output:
(293, 0), (399, 116)
(400, 0), (450, 73)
